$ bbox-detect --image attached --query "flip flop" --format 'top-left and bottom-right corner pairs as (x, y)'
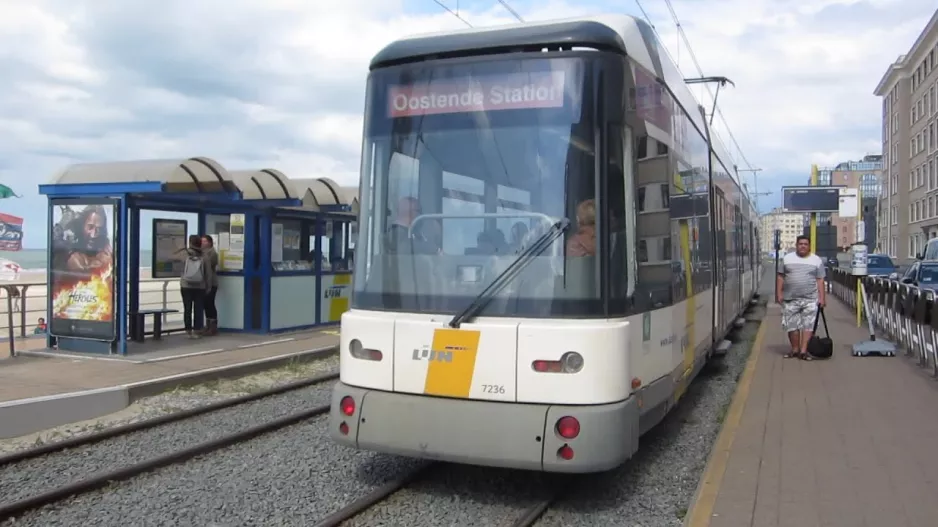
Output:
(783, 351), (799, 359)
(798, 353), (814, 361)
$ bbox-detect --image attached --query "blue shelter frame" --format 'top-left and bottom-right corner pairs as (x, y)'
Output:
(38, 158), (358, 356)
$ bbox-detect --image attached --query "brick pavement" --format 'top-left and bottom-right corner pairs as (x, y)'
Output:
(692, 298), (938, 527)
(0, 331), (338, 403)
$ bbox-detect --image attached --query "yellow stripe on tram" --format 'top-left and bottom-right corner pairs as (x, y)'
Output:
(673, 171), (696, 401)
(423, 328), (481, 398)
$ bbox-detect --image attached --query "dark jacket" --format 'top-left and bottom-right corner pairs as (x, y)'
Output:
(203, 247), (219, 288)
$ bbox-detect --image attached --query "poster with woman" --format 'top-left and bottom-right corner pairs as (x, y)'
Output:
(49, 200), (117, 340)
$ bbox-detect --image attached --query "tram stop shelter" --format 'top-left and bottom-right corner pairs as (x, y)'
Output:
(37, 157), (357, 356)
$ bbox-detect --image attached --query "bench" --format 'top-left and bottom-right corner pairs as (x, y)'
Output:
(130, 309), (179, 342)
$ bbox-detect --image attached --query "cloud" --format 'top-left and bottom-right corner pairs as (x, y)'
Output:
(0, 0), (934, 251)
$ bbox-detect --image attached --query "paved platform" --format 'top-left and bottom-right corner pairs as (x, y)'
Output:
(0, 330), (339, 403)
(686, 298), (938, 527)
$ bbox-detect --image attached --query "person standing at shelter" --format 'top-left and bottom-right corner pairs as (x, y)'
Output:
(776, 235), (826, 360)
(177, 235), (208, 339)
(200, 235), (219, 336)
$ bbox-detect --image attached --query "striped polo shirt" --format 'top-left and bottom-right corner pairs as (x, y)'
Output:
(779, 252), (825, 301)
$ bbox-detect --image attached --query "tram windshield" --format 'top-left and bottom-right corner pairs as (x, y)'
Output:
(353, 56), (603, 317)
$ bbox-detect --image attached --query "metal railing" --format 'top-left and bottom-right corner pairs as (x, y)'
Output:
(828, 268), (938, 377)
(1, 278), (185, 340)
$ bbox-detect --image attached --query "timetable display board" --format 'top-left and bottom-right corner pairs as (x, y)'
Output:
(152, 219), (188, 278)
(781, 186), (845, 213)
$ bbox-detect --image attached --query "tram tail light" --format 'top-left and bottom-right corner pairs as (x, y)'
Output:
(556, 416), (580, 439)
(531, 352), (584, 374)
(348, 339), (383, 361)
(340, 396), (356, 416)
(558, 445), (575, 460)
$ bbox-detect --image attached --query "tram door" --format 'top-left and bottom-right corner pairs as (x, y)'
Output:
(734, 204), (743, 318)
(714, 187), (726, 335)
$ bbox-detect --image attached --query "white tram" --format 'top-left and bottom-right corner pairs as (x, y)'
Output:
(329, 14), (761, 473)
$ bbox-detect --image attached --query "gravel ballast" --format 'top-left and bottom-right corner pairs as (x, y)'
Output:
(0, 359), (338, 509)
(5, 279), (770, 527)
(7, 414), (424, 527)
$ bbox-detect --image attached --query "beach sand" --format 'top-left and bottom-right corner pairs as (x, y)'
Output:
(1, 268), (184, 337)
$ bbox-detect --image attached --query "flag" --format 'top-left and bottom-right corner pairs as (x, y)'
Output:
(0, 184), (20, 199)
(0, 213), (23, 251)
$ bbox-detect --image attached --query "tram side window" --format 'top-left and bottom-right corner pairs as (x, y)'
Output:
(607, 124), (636, 316)
(635, 131), (674, 310)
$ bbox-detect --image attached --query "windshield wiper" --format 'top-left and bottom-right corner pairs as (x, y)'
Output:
(448, 219), (570, 328)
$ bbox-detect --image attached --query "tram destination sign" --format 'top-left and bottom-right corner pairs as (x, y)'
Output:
(781, 186), (845, 213)
(388, 71), (567, 117)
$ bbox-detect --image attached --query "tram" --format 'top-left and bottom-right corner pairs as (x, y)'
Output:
(329, 14), (761, 473)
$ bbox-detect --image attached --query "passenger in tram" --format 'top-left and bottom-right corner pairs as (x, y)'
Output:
(509, 221), (529, 253)
(466, 232), (493, 255)
(413, 218), (442, 255)
(566, 199), (596, 257)
(487, 229), (510, 255)
(385, 196), (420, 254)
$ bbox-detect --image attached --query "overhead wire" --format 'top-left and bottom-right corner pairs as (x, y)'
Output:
(431, 0), (473, 27)
(655, 0), (756, 172)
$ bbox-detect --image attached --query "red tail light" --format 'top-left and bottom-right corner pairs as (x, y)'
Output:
(558, 445), (574, 460)
(339, 422), (349, 435)
(532, 352), (584, 374)
(340, 396), (356, 416)
(556, 416), (580, 439)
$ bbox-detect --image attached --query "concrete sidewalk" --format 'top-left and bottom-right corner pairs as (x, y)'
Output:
(0, 331), (339, 438)
(686, 299), (938, 527)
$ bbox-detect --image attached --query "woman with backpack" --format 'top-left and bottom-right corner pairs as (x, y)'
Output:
(177, 234), (209, 339)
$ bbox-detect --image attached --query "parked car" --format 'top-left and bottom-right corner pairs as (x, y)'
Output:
(865, 253), (899, 280)
(921, 238), (938, 261)
(900, 260), (938, 291)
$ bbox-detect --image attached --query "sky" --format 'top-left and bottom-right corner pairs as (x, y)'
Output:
(0, 0), (935, 249)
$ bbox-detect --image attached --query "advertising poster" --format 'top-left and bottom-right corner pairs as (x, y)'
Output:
(152, 219), (188, 278)
(49, 200), (117, 340)
(0, 213), (24, 251)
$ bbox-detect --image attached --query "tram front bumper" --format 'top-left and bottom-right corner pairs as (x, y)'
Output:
(329, 381), (640, 473)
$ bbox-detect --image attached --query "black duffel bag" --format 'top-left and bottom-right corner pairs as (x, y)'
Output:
(807, 306), (833, 359)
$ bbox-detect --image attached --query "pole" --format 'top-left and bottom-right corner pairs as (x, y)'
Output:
(810, 164), (818, 254)
(5, 286), (14, 358)
(856, 185), (863, 327)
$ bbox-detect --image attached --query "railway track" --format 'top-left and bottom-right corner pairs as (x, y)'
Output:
(312, 462), (568, 527)
(0, 365), (340, 522)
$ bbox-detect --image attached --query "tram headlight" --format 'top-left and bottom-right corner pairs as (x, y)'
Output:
(560, 352), (584, 373)
(348, 338), (383, 361)
(349, 339), (364, 357)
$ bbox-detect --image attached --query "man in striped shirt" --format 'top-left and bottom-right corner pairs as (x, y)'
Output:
(776, 235), (826, 360)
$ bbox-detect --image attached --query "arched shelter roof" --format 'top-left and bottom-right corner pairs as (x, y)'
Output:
(48, 157), (237, 194)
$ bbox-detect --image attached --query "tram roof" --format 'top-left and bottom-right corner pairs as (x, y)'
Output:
(370, 14), (658, 73)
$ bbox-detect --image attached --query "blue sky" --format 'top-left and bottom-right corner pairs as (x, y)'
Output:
(1, 0), (935, 249)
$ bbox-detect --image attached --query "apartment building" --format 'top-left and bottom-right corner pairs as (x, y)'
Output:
(760, 208), (804, 253)
(803, 157), (882, 249)
(874, 10), (938, 266)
